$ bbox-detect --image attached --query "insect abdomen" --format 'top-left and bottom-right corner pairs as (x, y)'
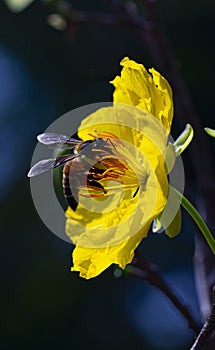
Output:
(62, 163), (78, 211)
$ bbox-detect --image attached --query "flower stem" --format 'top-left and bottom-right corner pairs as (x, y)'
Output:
(171, 187), (215, 254)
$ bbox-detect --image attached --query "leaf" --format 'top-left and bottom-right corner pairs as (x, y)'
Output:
(165, 208), (182, 238)
(152, 207), (181, 237)
(174, 123), (194, 156)
(204, 127), (215, 138)
(165, 142), (176, 174)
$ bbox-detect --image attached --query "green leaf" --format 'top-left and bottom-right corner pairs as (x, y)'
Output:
(153, 186), (182, 237)
(4, 0), (34, 13)
(152, 208), (181, 237)
(204, 127), (215, 138)
(165, 142), (176, 174)
(174, 124), (194, 156)
(165, 208), (182, 238)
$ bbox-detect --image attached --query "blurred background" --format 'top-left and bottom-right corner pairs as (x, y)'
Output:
(0, 0), (215, 349)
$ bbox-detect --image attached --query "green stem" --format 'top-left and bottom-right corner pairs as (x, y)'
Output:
(171, 187), (215, 254)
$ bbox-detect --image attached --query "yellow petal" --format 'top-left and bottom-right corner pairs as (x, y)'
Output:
(148, 68), (173, 132)
(111, 57), (173, 132)
(66, 161), (167, 248)
(71, 222), (151, 279)
(78, 104), (168, 156)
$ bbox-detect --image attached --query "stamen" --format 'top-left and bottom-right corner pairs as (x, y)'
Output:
(81, 192), (106, 198)
(102, 167), (125, 176)
(77, 130), (144, 199)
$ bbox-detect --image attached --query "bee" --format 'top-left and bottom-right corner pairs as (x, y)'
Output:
(28, 133), (111, 210)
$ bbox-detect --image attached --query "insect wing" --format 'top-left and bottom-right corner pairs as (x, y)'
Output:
(37, 133), (82, 149)
(27, 154), (77, 177)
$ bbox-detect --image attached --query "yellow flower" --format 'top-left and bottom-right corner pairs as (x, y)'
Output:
(66, 57), (173, 279)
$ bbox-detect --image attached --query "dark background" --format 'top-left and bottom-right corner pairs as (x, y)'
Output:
(0, 1), (215, 349)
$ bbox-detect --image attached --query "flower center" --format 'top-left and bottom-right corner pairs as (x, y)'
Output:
(77, 131), (148, 199)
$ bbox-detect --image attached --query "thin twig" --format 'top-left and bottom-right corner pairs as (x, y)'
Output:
(126, 249), (201, 334)
(190, 286), (215, 349)
(71, 11), (120, 26)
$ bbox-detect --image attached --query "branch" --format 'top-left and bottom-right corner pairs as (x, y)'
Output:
(70, 11), (120, 26)
(190, 286), (215, 349)
(48, 0), (147, 28)
(126, 249), (201, 334)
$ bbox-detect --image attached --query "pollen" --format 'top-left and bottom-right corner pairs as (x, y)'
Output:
(78, 131), (147, 199)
